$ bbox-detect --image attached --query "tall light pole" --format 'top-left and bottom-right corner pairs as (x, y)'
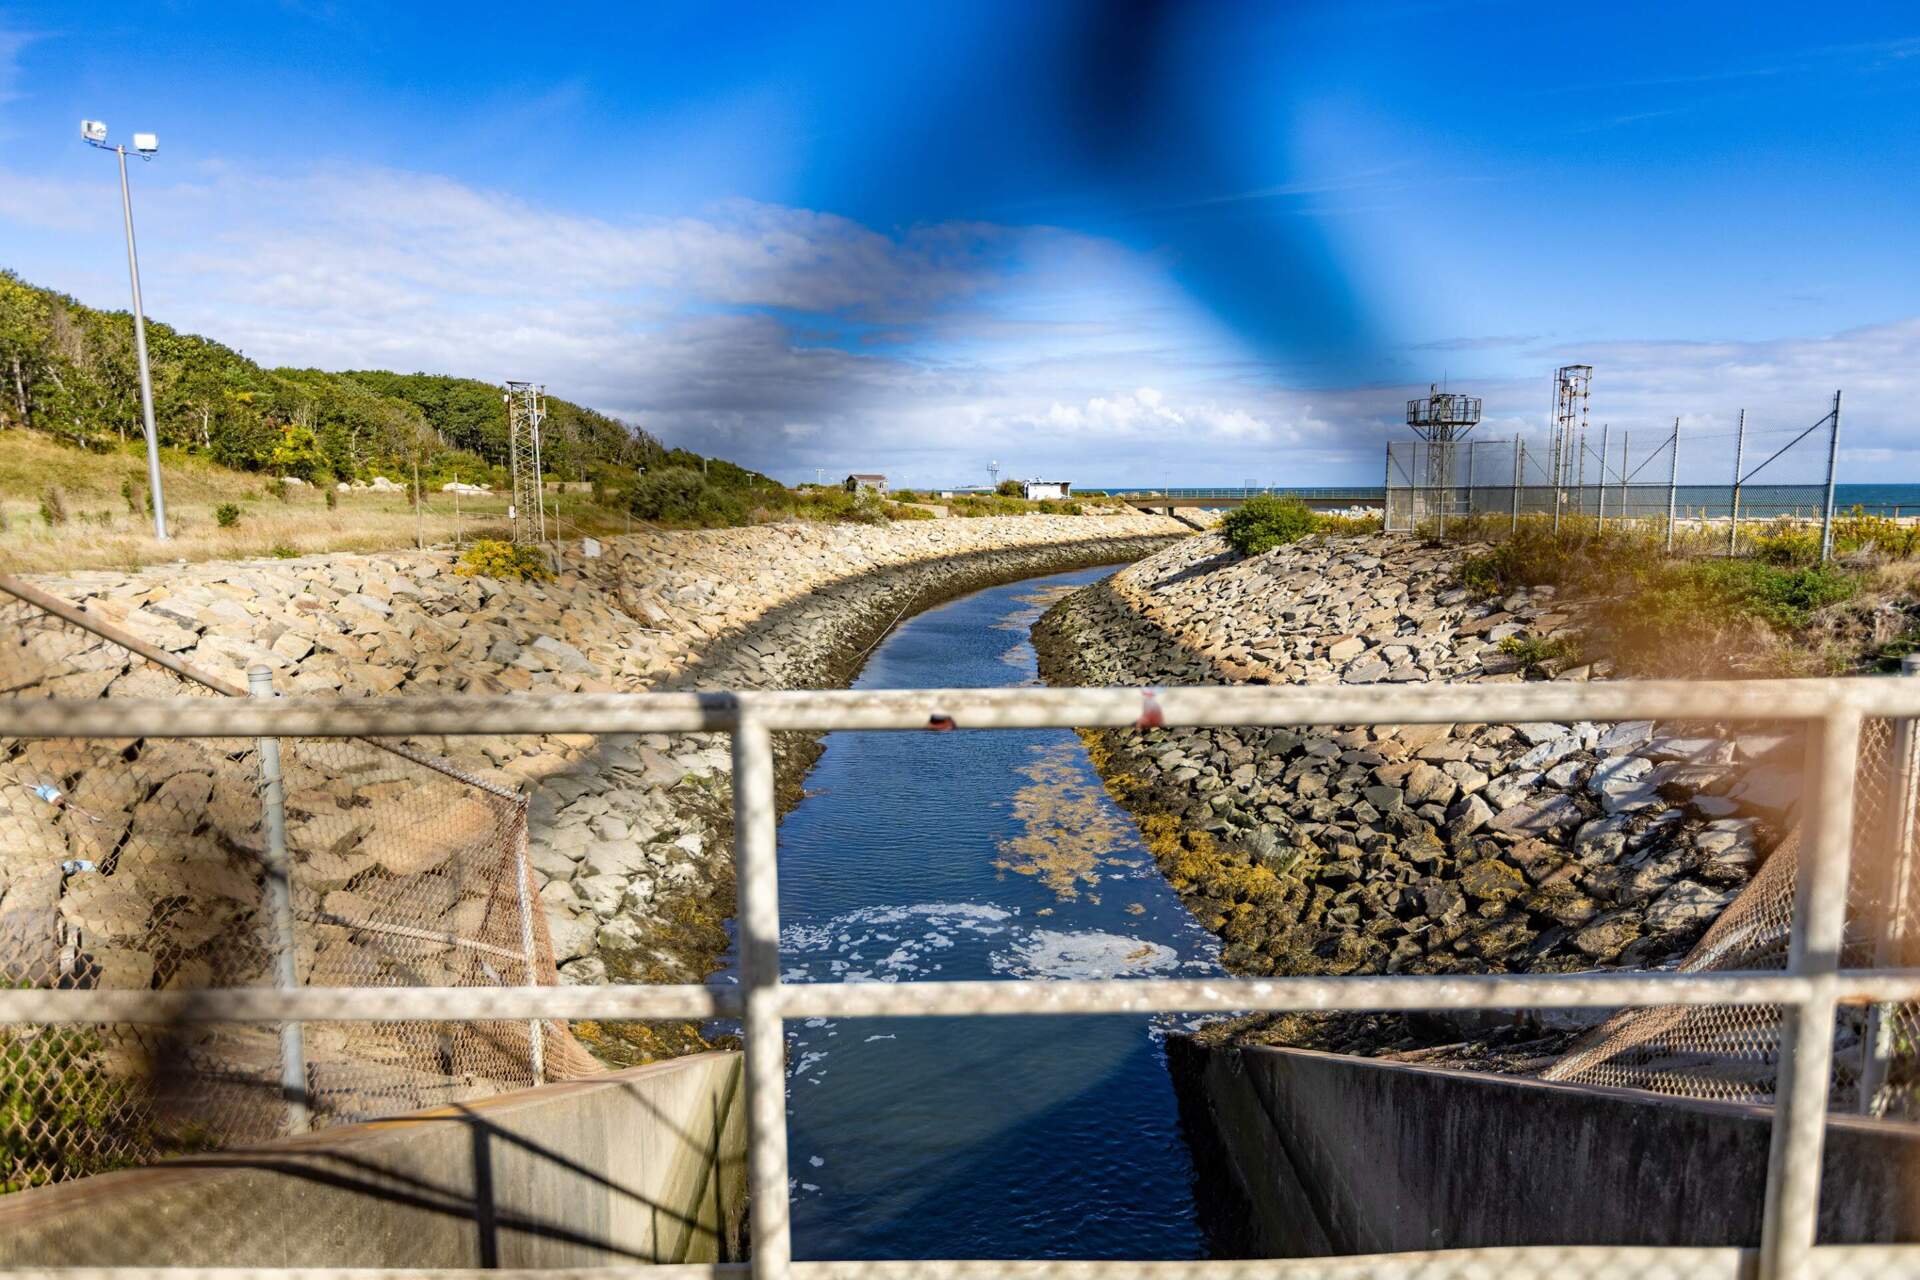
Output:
(83, 120), (168, 541)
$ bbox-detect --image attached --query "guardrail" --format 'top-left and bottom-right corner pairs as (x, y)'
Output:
(3, 678), (1918, 1279)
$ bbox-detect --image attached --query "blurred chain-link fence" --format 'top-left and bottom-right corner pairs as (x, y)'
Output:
(0, 579), (597, 1193)
(1543, 687), (1920, 1116)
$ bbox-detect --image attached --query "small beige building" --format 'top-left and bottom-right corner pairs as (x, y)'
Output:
(845, 473), (888, 496)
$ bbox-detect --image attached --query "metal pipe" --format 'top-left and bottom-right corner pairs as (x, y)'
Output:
(1731, 409), (1747, 556)
(5, 968), (1918, 1026)
(509, 808), (546, 1086)
(15, 678), (1920, 742)
(1619, 430), (1630, 524)
(1597, 424), (1610, 528)
(1758, 708), (1863, 1280)
(1820, 390), (1843, 563)
(248, 666), (308, 1134)
(1666, 417), (1681, 553)
(1510, 435), (1522, 533)
(115, 145), (168, 541)
(733, 715), (793, 1279)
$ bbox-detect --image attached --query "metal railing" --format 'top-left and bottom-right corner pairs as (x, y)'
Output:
(4, 677), (1920, 1279)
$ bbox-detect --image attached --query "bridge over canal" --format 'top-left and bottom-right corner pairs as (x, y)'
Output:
(1078, 486), (1384, 513)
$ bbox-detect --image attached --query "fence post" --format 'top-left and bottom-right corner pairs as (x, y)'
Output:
(733, 712), (794, 1278)
(1465, 440), (1476, 521)
(1820, 390), (1843, 563)
(1862, 652), (1920, 1113)
(1596, 423), (1610, 528)
(248, 665), (308, 1135)
(1730, 409), (1747, 556)
(1758, 708), (1862, 1280)
(1665, 417), (1681, 554)
(1510, 436), (1522, 533)
(512, 810), (547, 1086)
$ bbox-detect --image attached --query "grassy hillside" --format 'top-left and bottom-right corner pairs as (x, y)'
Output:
(0, 268), (763, 491)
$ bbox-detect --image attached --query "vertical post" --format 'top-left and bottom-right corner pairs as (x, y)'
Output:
(1465, 440), (1476, 521)
(1730, 409), (1747, 557)
(1862, 653), (1920, 1113)
(1665, 418), (1681, 553)
(1510, 436), (1522, 534)
(1382, 442), (1394, 533)
(116, 146), (168, 541)
(1596, 424), (1611, 528)
(1819, 390), (1843, 563)
(511, 809), (547, 1086)
(734, 714), (792, 1280)
(412, 455), (424, 551)
(248, 666), (308, 1134)
(1619, 430), (1630, 525)
(1758, 708), (1861, 1280)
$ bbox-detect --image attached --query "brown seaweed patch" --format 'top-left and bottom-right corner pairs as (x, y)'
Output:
(992, 741), (1131, 899)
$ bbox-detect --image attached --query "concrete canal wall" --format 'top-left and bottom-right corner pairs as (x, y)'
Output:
(1170, 1039), (1920, 1256)
(0, 1052), (747, 1267)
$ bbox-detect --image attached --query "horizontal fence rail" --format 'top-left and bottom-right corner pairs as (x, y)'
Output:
(0, 678), (1913, 1280)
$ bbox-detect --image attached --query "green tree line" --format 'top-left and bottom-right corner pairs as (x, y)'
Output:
(0, 269), (751, 488)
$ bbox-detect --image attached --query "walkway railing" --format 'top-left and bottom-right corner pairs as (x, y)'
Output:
(4, 678), (1919, 1279)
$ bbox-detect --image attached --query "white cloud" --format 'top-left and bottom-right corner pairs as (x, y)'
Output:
(3, 155), (1918, 489)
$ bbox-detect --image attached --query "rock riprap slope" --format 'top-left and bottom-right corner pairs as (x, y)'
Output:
(1035, 532), (1796, 979)
(22, 515), (1186, 1015)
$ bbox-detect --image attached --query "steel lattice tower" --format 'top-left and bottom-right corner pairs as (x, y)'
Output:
(505, 380), (547, 546)
(1405, 383), (1483, 493)
(1551, 365), (1592, 488)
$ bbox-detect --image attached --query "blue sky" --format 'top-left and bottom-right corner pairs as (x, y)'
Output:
(2, 1), (1917, 486)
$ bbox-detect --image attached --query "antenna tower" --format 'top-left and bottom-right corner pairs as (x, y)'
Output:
(1551, 365), (1593, 488)
(988, 460), (1000, 489)
(505, 380), (547, 545)
(1405, 383), (1483, 492)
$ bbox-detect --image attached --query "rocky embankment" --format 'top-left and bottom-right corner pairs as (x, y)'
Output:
(20, 514), (1186, 1050)
(1035, 532), (1798, 984)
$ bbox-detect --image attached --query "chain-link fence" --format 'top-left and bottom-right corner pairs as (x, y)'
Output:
(0, 581), (597, 1192)
(1385, 399), (1845, 555)
(1542, 685), (1920, 1115)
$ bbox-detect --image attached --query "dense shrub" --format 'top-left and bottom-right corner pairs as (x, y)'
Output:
(455, 538), (552, 581)
(626, 467), (750, 527)
(1220, 496), (1318, 555)
(213, 503), (240, 528)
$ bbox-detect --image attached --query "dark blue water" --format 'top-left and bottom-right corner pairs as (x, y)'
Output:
(761, 565), (1223, 1261)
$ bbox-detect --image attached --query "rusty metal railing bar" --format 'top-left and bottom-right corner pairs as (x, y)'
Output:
(1760, 709), (1861, 1278)
(4, 970), (1919, 1026)
(10, 678), (1920, 741)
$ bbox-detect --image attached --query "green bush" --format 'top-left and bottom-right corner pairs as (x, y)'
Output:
(455, 538), (552, 581)
(38, 486), (68, 526)
(627, 467), (751, 527)
(1220, 495), (1318, 555)
(213, 503), (241, 528)
(269, 543), (299, 559)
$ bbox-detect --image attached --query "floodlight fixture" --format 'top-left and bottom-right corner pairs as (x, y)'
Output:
(80, 112), (169, 539)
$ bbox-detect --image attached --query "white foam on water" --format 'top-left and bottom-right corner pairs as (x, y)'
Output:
(992, 929), (1181, 980)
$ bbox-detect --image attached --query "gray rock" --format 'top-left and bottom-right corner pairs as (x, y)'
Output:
(1446, 792), (1494, 842)
(1594, 720), (1655, 755)
(1644, 880), (1738, 934)
(1489, 791), (1583, 833)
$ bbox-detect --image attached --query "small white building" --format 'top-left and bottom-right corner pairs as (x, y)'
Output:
(845, 473), (888, 496)
(1020, 480), (1072, 501)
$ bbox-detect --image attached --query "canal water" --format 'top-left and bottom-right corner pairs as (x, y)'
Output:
(758, 564), (1225, 1261)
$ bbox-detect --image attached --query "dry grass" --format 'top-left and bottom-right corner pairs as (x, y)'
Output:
(0, 431), (635, 573)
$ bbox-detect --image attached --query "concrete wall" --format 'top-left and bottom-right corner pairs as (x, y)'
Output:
(0, 1052), (745, 1267)
(1169, 1039), (1920, 1257)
